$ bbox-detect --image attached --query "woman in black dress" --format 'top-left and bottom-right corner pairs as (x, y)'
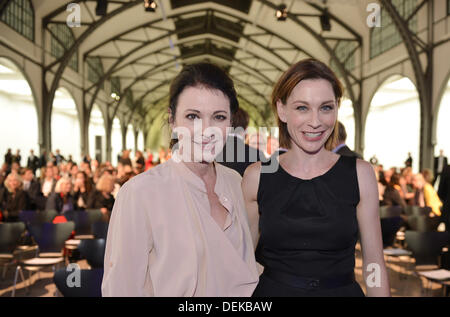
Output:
(242, 59), (390, 296)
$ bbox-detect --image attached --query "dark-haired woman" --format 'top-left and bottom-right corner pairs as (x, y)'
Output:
(242, 59), (390, 297)
(72, 171), (92, 210)
(102, 63), (258, 296)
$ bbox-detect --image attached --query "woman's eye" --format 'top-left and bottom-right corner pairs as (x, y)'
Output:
(321, 105), (334, 111)
(186, 113), (199, 120)
(215, 115), (227, 121)
(296, 106), (308, 111)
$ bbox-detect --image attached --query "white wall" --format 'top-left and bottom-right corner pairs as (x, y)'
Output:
(51, 89), (81, 163)
(126, 124), (134, 151)
(138, 131), (145, 151)
(365, 99), (420, 172)
(89, 105), (106, 164)
(0, 92), (39, 166)
(111, 118), (122, 166)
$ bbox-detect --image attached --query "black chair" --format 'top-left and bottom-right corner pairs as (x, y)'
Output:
(92, 221), (109, 239)
(11, 222), (75, 297)
(405, 231), (450, 267)
(78, 239), (106, 269)
(53, 267), (103, 297)
(63, 209), (103, 238)
(379, 206), (403, 219)
(405, 231), (450, 295)
(404, 206), (432, 217)
(0, 222), (26, 279)
(380, 216), (403, 248)
(19, 210), (57, 225)
(406, 215), (441, 232)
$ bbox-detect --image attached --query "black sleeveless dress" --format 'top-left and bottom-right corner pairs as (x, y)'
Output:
(253, 154), (365, 297)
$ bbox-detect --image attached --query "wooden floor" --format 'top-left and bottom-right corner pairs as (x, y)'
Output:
(0, 243), (448, 297)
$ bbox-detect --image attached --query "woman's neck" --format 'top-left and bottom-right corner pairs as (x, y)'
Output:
(183, 161), (216, 180)
(283, 144), (336, 174)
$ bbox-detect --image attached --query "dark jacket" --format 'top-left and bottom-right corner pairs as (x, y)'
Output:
(27, 155), (40, 173)
(382, 185), (407, 209)
(216, 135), (266, 177)
(87, 190), (115, 212)
(23, 179), (46, 210)
(72, 189), (91, 210)
(336, 144), (363, 159)
(45, 192), (75, 214)
(0, 188), (27, 221)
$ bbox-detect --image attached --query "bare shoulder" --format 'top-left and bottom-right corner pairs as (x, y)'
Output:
(242, 161), (262, 200)
(243, 161), (262, 183)
(356, 158), (376, 182)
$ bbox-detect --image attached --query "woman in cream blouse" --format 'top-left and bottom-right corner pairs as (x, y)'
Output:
(102, 63), (259, 297)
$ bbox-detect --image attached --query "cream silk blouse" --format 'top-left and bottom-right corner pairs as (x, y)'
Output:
(101, 157), (259, 297)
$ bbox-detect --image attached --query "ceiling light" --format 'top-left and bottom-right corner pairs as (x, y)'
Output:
(276, 4), (287, 21)
(320, 9), (331, 31)
(144, 0), (157, 12)
(96, 0), (108, 16)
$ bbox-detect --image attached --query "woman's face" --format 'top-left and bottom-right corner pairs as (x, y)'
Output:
(62, 181), (72, 194)
(171, 86), (231, 163)
(9, 177), (20, 191)
(277, 79), (337, 154)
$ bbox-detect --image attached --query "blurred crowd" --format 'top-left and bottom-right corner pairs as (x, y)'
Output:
(0, 147), (171, 223)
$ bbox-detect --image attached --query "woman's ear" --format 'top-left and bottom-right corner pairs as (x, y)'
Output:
(276, 100), (287, 123)
(168, 108), (174, 129)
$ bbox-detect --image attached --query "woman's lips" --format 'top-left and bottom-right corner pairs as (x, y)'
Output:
(302, 131), (325, 142)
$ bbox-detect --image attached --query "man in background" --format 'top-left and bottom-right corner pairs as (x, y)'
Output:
(434, 149), (448, 186)
(216, 108), (265, 176)
(27, 149), (40, 175)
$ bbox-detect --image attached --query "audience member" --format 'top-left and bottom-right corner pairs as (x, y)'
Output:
(41, 167), (57, 198)
(45, 177), (74, 214)
(0, 172), (27, 222)
(72, 171), (93, 210)
(27, 149), (39, 174)
(22, 168), (46, 210)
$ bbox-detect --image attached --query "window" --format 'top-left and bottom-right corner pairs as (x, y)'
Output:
(125, 90), (134, 109)
(0, 0), (34, 41)
(370, 0), (417, 59)
(110, 76), (121, 95)
(330, 40), (358, 76)
(49, 24), (78, 72)
(86, 57), (104, 89)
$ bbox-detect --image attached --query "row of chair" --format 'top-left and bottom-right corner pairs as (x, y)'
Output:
(380, 205), (450, 295)
(0, 218), (109, 296)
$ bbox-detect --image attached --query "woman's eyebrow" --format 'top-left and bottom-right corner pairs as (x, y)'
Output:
(292, 100), (335, 105)
(184, 109), (200, 113)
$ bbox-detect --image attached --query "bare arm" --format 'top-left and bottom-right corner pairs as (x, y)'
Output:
(241, 162), (262, 249)
(356, 159), (391, 297)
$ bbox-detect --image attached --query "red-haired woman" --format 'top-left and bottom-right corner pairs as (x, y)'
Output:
(242, 59), (390, 297)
